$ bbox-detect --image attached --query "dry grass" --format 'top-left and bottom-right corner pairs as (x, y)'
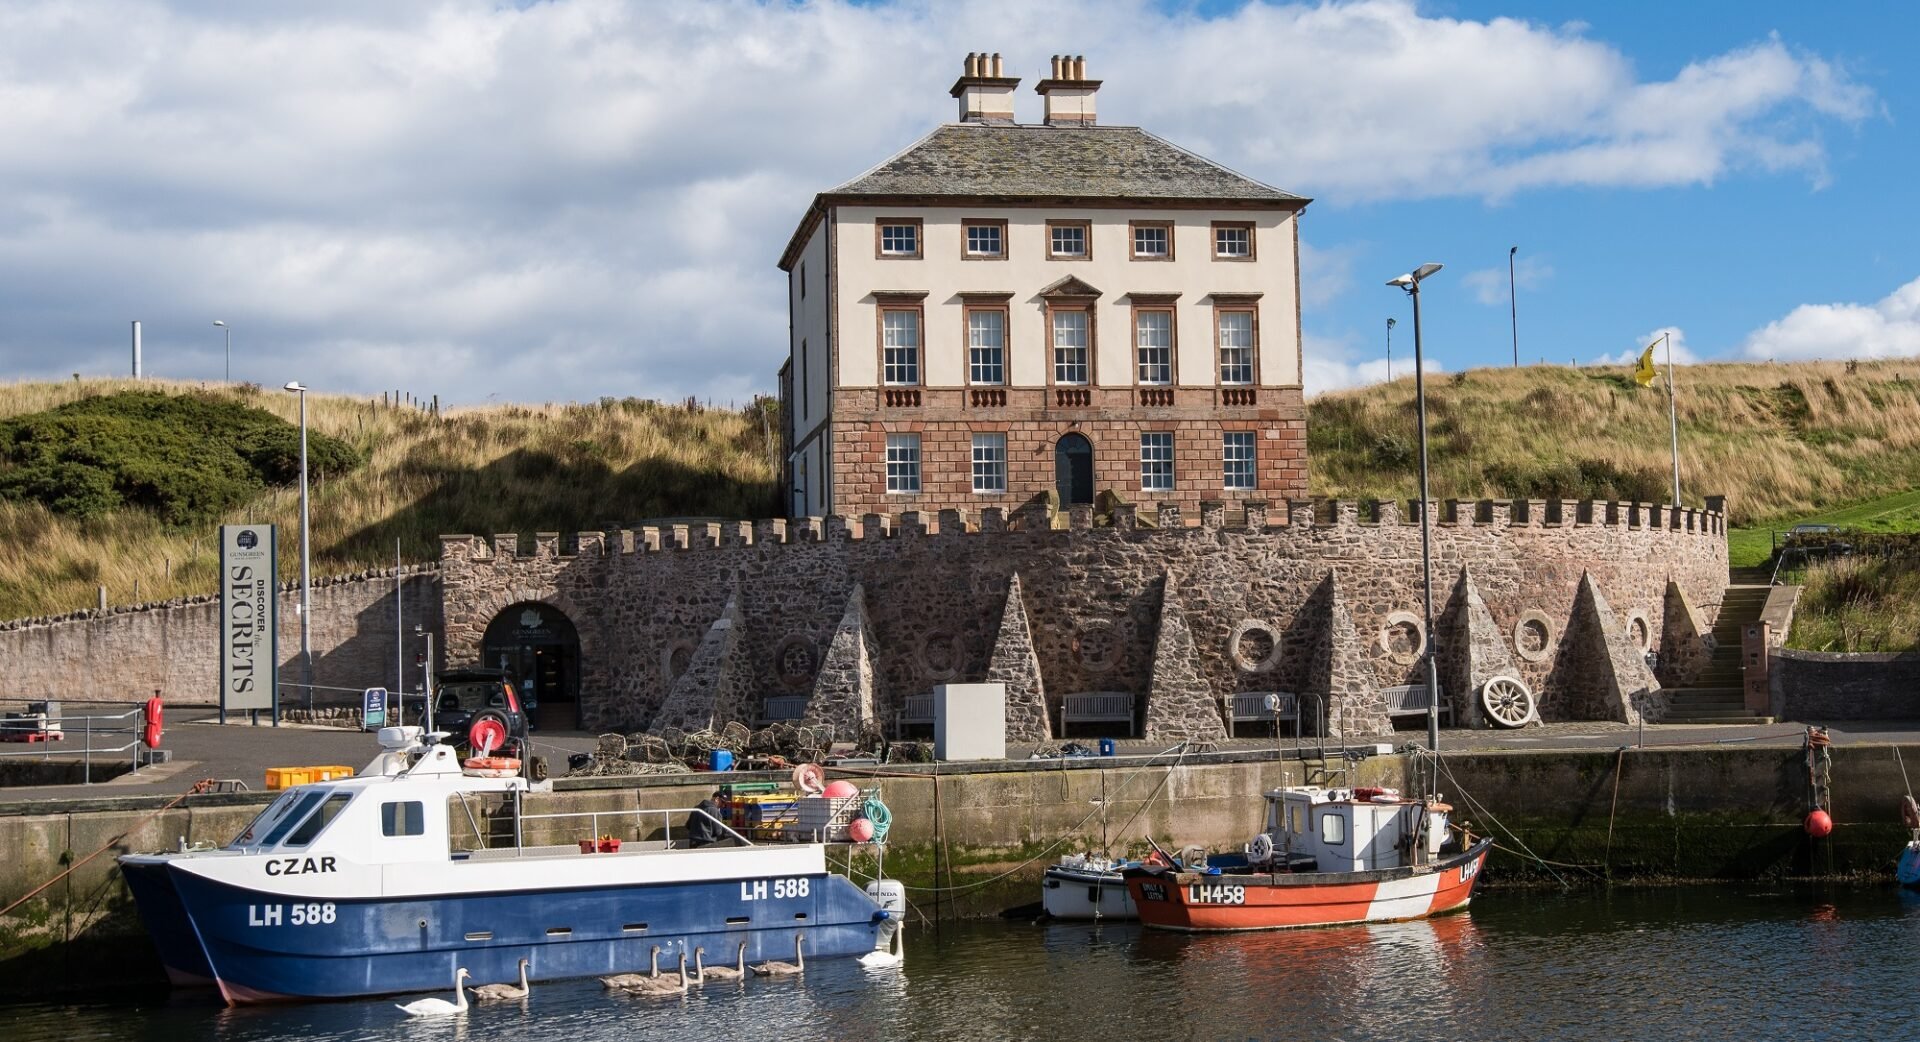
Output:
(0, 378), (778, 617)
(1309, 358), (1920, 525)
(1790, 555), (1920, 652)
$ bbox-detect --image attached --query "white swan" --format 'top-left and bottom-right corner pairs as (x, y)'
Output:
(396, 968), (470, 1017)
(600, 945), (661, 989)
(694, 943), (746, 982)
(469, 958), (530, 1001)
(858, 928), (904, 968)
(616, 951), (689, 996)
(750, 934), (805, 977)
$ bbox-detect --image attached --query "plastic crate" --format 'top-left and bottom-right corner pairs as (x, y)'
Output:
(264, 765), (357, 791)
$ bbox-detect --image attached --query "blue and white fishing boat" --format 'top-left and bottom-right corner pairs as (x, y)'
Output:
(119, 727), (901, 1005)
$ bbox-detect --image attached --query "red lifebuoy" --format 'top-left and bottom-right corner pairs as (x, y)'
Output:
(142, 698), (164, 749)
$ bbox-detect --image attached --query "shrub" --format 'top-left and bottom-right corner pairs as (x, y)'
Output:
(0, 391), (362, 525)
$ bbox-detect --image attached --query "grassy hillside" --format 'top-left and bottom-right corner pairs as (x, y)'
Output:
(0, 379), (778, 618)
(1308, 358), (1920, 525)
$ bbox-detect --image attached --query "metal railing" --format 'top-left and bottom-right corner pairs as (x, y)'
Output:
(0, 702), (148, 784)
(497, 805), (753, 855)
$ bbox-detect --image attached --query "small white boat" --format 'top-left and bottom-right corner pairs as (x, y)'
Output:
(1041, 854), (1138, 920)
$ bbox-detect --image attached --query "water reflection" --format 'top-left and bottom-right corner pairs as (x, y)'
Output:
(10, 887), (1918, 1042)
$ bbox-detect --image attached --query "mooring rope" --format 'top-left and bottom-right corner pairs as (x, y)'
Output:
(1413, 745), (1572, 890)
(0, 782), (202, 920)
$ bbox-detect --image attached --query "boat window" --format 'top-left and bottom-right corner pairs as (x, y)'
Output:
(1289, 805), (1304, 834)
(228, 790), (309, 849)
(1319, 810), (1346, 847)
(282, 792), (354, 847)
(382, 801), (426, 837)
(257, 791), (328, 848)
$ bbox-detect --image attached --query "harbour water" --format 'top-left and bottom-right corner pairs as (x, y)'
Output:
(7, 885), (1916, 1041)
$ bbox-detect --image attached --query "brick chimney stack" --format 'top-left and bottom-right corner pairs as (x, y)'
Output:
(1035, 54), (1100, 126)
(949, 52), (1019, 124)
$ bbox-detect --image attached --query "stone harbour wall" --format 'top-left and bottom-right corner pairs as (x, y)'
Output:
(439, 497), (1728, 737)
(0, 567), (444, 705)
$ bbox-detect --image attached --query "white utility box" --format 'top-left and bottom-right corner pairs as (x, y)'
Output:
(934, 682), (1007, 761)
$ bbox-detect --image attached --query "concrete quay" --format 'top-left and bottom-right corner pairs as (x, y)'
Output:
(0, 715), (1914, 1000)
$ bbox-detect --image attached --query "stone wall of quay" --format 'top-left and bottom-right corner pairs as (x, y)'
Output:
(440, 497), (1728, 736)
(1772, 648), (1920, 721)
(0, 568), (443, 705)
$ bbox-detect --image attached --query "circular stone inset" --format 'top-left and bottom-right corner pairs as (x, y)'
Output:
(1073, 621), (1121, 674)
(1380, 611), (1427, 666)
(1228, 619), (1283, 673)
(1513, 611), (1556, 663)
(918, 630), (963, 682)
(1624, 610), (1652, 652)
(662, 640), (697, 682)
(775, 636), (818, 689)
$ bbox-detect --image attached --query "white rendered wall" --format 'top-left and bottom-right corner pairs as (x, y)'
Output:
(832, 204), (1300, 390)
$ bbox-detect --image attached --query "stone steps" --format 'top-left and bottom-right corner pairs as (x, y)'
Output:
(1659, 583), (1774, 725)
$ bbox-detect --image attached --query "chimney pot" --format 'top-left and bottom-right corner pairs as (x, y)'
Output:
(951, 50), (1019, 123)
(1051, 55), (1062, 79)
(992, 52), (1002, 77)
(1074, 55), (1086, 79)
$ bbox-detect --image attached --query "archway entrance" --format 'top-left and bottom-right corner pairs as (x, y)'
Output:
(1056, 433), (1094, 506)
(482, 601), (581, 730)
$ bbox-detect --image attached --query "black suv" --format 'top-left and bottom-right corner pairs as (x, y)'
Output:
(431, 668), (531, 760)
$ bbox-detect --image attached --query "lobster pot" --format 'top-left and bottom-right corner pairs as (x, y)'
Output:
(797, 796), (861, 841)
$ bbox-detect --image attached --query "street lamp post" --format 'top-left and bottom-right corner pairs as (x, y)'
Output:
(213, 321), (231, 382)
(284, 381), (313, 712)
(1507, 246), (1519, 368)
(1387, 263), (1444, 754)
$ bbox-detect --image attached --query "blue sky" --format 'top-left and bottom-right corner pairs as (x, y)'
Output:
(0, 0), (1913, 402)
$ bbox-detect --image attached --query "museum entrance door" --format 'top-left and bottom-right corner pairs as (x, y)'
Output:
(481, 601), (581, 730)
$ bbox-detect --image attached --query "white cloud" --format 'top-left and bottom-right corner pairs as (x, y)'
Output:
(1303, 332), (1441, 397)
(1461, 254), (1554, 307)
(1738, 277), (1920, 362)
(1592, 326), (1702, 367)
(0, 0), (1877, 404)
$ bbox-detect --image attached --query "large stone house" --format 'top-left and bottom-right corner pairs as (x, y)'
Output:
(777, 53), (1311, 519)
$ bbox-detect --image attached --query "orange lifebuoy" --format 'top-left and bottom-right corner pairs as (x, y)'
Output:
(793, 763), (826, 795)
(463, 756), (522, 778)
(142, 698), (164, 749)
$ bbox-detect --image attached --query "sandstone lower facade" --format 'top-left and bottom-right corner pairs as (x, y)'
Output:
(814, 386), (1309, 518)
(437, 497), (1729, 740)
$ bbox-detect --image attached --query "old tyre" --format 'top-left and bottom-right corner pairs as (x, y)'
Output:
(1479, 676), (1536, 729)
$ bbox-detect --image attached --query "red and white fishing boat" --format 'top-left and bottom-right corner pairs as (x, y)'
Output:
(1124, 785), (1491, 932)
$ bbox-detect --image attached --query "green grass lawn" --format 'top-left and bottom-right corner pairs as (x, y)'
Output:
(1728, 488), (1920, 569)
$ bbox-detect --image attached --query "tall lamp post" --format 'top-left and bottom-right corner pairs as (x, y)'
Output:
(283, 381), (313, 712)
(213, 320), (231, 382)
(1387, 262), (1444, 754)
(1507, 246), (1519, 367)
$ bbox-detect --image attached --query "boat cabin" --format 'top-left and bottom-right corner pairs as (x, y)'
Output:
(1262, 786), (1451, 872)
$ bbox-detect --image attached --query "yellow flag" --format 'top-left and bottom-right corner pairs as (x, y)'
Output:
(1633, 339), (1658, 387)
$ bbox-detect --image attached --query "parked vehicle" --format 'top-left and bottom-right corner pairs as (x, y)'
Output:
(431, 668), (530, 759)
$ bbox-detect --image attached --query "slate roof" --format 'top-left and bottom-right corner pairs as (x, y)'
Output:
(828, 123), (1304, 203)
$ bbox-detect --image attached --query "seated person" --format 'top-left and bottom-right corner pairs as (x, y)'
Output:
(686, 795), (726, 849)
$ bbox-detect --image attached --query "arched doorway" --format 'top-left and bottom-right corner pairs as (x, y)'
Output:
(482, 601), (581, 730)
(1056, 433), (1094, 506)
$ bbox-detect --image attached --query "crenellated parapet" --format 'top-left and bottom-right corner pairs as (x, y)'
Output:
(437, 497), (1729, 563)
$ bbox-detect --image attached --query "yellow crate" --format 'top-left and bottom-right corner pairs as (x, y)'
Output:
(265, 765), (356, 791)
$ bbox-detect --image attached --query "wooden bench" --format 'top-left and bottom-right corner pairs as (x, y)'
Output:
(892, 694), (935, 738)
(1222, 691), (1300, 737)
(1382, 683), (1450, 723)
(1060, 691), (1135, 736)
(759, 695), (809, 725)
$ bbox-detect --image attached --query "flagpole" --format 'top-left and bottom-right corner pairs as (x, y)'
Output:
(1664, 331), (1680, 507)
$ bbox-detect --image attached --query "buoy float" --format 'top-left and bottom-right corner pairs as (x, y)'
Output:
(823, 779), (860, 799)
(848, 817), (876, 843)
(1805, 809), (1834, 837)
